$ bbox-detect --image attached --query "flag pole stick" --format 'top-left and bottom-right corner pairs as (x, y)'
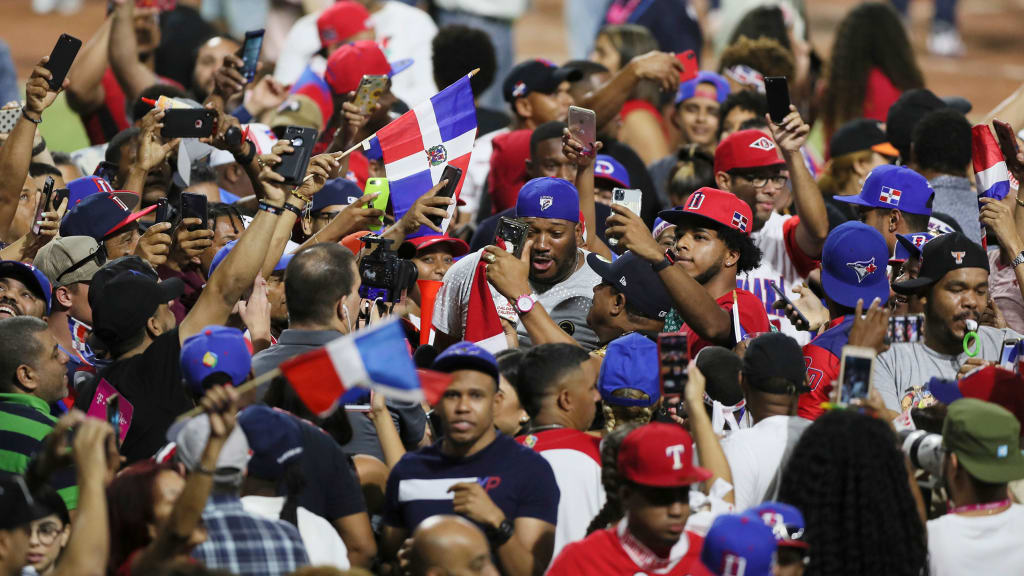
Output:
(328, 68), (482, 163)
(174, 368), (282, 421)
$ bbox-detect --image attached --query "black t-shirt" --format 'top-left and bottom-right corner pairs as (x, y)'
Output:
(293, 418), (366, 522)
(74, 329), (193, 464)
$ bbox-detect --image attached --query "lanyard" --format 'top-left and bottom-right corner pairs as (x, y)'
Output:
(948, 499), (1011, 515)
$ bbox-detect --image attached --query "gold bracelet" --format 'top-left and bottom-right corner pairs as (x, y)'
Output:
(1016, 194), (1024, 208)
(290, 189), (311, 204)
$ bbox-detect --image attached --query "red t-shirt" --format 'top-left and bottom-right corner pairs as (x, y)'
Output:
(680, 289), (771, 358)
(547, 526), (711, 576)
(81, 69), (185, 145)
(861, 68), (902, 123)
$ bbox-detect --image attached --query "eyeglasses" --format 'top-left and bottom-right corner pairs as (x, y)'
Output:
(733, 173), (789, 189)
(57, 245), (107, 284)
(26, 521), (64, 546)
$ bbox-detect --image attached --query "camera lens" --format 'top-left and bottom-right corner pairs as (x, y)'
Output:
(292, 137), (304, 147)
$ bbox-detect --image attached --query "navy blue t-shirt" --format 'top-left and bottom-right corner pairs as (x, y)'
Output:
(383, 432), (559, 531)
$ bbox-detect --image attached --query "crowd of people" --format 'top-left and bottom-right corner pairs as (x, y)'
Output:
(1, 0), (1023, 575)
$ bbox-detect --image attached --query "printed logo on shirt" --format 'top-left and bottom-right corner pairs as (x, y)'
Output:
(846, 258), (878, 283)
(540, 196), (553, 211)
(476, 476), (502, 492)
(748, 137), (775, 151)
(732, 211), (749, 232)
(686, 191), (706, 210)
(951, 251), (966, 264)
(879, 186), (902, 206)
(665, 444), (686, 470)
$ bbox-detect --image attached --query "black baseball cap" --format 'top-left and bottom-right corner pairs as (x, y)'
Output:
(91, 272), (184, 347)
(0, 476), (50, 531)
(892, 232), (989, 294)
(886, 89), (945, 159)
(829, 118), (899, 159)
(586, 252), (673, 320)
(741, 333), (808, 395)
(502, 59), (582, 103)
(87, 256), (160, 312)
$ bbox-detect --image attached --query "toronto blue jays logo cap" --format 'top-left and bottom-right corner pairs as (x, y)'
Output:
(820, 221), (890, 308)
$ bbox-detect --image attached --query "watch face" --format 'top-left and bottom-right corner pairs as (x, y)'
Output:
(516, 295), (534, 312)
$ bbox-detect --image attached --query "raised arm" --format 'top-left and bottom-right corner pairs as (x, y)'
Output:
(108, 0), (158, 104)
(65, 17), (112, 114)
(577, 51), (682, 129)
(683, 362), (733, 501)
(981, 197), (1024, 302)
(767, 107), (828, 259)
(562, 129), (612, 260)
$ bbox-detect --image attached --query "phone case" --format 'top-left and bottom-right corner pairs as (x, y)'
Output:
(764, 76), (791, 124)
(993, 119), (1023, 174)
(364, 178), (390, 231)
(240, 30), (265, 83)
(836, 346), (875, 403)
(161, 108), (217, 138)
(676, 50), (699, 83)
(609, 188), (643, 246)
(0, 107), (21, 133)
(154, 199), (172, 224)
(45, 34), (82, 90)
(495, 217), (529, 259)
(32, 177), (54, 235)
(353, 75), (388, 115)
(429, 166), (462, 228)
(568, 106), (597, 156)
(275, 126), (318, 185)
(179, 192), (208, 231)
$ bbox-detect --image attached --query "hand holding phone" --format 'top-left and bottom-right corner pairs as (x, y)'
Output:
(567, 106), (597, 157)
(239, 30), (265, 84)
(835, 346), (875, 404)
(769, 281), (809, 329)
(608, 188), (642, 248)
(764, 76), (791, 124)
(428, 165), (462, 229)
(179, 192), (208, 231)
(676, 50), (698, 83)
(32, 176), (55, 236)
(274, 126), (317, 185)
(658, 333), (689, 396)
(993, 119), (1024, 177)
(495, 217), (530, 259)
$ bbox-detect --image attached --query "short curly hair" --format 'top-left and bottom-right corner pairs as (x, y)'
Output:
(674, 218), (763, 274)
(778, 410), (928, 576)
(718, 36), (794, 80)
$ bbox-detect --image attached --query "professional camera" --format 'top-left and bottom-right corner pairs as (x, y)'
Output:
(358, 235), (418, 303)
(899, 429), (945, 479)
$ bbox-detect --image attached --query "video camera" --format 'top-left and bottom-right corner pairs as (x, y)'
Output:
(899, 429), (945, 481)
(358, 235), (418, 303)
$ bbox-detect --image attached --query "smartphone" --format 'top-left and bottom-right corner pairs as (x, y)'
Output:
(658, 332), (689, 396)
(567, 105), (597, 157)
(239, 29), (265, 84)
(179, 192), (208, 231)
(835, 346), (875, 404)
(360, 177), (390, 231)
(429, 165), (463, 229)
(768, 281), (809, 329)
(93, 160), (118, 185)
(608, 188), (642, 247)
(275, 126), (318, 185)
(495, 216), (530, 259)
(764, 76), (791, 124)
(1000, 338), (1020, 369)
(44, 34), (82, 91)
(676, 50), (699, 83)
(31, 176), (54, 236)
(993, 119), (1024, 176)
(106, 393), (121, 451)
(352, 75), (389, 115)
(0, 106), (21, 134)
(161, 108), (217, 139)
(154, 197), (172, 224)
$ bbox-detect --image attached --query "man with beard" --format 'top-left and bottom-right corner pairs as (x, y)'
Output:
(875, 232), (1023, 411)
(0, 261), (51, 320)
(434, 177), (603, 350)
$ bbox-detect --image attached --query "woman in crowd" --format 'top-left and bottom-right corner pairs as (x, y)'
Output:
(23, 487), (70, 576)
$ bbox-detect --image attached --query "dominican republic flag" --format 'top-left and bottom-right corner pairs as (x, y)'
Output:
(972, 124), (1012, 201)
(879, 186), (902, 206)
(278, 320), (451, 416)
(731, 211), (748, 232)
(465, 251), (509, 354)
(364, 75), (477, 236)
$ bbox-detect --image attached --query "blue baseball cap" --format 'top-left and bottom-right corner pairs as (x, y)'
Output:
(0, 261), (52, 315)
(515, 177), (579, 222)
(594, 155), (630, 188)
(65, 176), (139, 211)
(586, 252), (673, 320)
(745, 502), (809, 550)
(180, 326), (252, 395)
(432, 341), (499, 382)
(311, 178), (363, 212)
(820, 221), (890, 309)
(238, 405), (304, 481)
(892, 232), (933, 264)
(701, 514), (777, 576)
(59, 192), (157, 241)
(209, 241), (291, 278)
(598, 332), (660, 407)
(832, 164), (934, 216)
(675, 71), (730, 105)
(652, 217), (675, 239)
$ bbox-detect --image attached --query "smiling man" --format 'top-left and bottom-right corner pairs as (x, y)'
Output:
(0, 261), (52, 320)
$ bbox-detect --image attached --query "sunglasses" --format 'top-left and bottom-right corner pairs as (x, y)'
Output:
(57, 245), (107, 284)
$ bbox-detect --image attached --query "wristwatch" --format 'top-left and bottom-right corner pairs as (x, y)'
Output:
(485, 518), (515, 547)
(652, 248), (676, 273)
(511, 293), (537, 315)
(1012, 250), (1024, 269)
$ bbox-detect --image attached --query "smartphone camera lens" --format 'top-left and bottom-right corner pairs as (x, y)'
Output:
(292, 137), (304, 147)
(194, 120), (202, 128)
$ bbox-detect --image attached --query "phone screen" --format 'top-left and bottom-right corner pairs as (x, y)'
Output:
(658, 333), (689, 396)
(241, 30), (264, 83)
(1000, 339), (1020, 367)
(764, 76), (791, 124)
(839, 352), (873, 403)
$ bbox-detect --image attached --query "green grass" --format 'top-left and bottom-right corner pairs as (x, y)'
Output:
(37, 92), (90, 153)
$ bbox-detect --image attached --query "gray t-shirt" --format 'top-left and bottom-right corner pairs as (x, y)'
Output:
(873, 325), (1022, 411)
(433, 248), (602, 350)
(929, 175), (982, 245)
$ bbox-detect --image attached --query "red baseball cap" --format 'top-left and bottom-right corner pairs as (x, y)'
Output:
(324, 40), (413, 96)
(617, 423), (712, 487)
(316, 1), (371, 49)
(714, 129), (785, 174)
(657, 187), (753, 235)
(400, 235), (470, 258)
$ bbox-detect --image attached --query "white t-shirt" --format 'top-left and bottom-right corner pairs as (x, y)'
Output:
(928, 504), (1024, 576)
(241, 495), (350, 570)
(741, 211), (815, 345)
(720, 415), (806, 511)
(460, 127), (508, 216)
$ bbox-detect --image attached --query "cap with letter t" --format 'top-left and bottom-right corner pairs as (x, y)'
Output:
(617, 422), (711, 487)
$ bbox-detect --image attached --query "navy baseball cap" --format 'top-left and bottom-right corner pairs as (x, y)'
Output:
(238, 405), (304, 481)
(311, 178), (363, 213)
(65, 176), (140, 211)
(745, 501), (809, 550)
(432, 341), (500, 382)
(60, 192), (158, 241)
(701, 514), (777, 576)
(832, 164), (934, 216)
(180, 326), (252, 395)
(891, 232), (934, 264)
(820, 221), (890, 309)
(0, 261), (52, 315)
(893, 232), (989, 294)
(598, 332), (660, 407)
(586, 252), (672, 320)
(502, 59), (582, 103)
(516, 177), (580, 222)
(594, 155), (630, 188)
(675, 71), (730, 105)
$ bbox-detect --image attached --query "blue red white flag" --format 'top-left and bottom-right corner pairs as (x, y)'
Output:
(364, 75), (477, 235)
(972, 124), (1012, 201)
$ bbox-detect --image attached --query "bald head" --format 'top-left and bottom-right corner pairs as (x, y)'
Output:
(409, 515), (498, 576)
